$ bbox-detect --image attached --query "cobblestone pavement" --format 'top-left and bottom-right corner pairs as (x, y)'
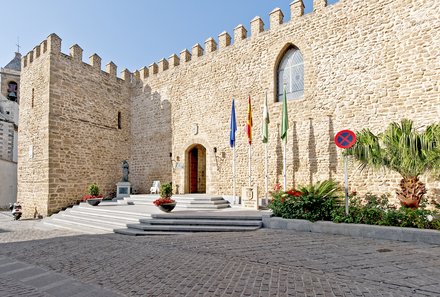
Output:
(1, 212), (440, 297)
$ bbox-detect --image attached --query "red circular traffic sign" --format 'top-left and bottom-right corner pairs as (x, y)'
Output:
(334, 130), (356, 149)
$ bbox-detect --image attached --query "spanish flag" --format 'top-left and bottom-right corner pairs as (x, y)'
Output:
(246, 95), (253, 144)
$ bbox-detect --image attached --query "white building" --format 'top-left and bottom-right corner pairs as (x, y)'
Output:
(0, 52), (20, 208)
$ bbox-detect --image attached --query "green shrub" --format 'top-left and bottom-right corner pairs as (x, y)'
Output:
(382, 207), (439, 229)
(88, 183), (100, 196)
(270, 183), (440, 230)
(331, 193), (390, 225)
(268, 180), (342, 222)
(160, 182), (173, 198)
(331, 193), (440, 230)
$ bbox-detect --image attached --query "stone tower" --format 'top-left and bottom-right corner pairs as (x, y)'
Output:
(18, 34), (133, 217)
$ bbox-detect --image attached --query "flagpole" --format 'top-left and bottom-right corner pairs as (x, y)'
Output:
(265, 142), (268, 205)
(230, 98), (237, 205)
(262, 90), (269, 205)
(281, 85), (288, 191)
(246, 95), (253, 188)
(283, 138), (287, 191)
(248, 144), (252, 187)
(233, 145), (236, 204)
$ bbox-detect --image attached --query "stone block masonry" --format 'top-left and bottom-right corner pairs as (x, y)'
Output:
(19, 0), (440, 215)
(19, 34), (134, 217)
(136, 0), (440, 203)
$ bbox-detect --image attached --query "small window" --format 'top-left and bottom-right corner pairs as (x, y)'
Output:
(277, 47), (304, 101)
(117, 112), (121, 129)
(31, 88), (34, 108)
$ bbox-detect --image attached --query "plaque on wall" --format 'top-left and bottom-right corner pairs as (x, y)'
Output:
(242, 186), (258, 209)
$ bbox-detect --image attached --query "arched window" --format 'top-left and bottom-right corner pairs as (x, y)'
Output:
(7, 81), (18, 102)
(277, 47), (304, 101)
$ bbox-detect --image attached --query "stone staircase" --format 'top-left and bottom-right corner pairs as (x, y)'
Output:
(42, 203), (152, 234)
(114, 213), (263, 236)
(123, 194), (230, 209)
(42, 200), (263, 236)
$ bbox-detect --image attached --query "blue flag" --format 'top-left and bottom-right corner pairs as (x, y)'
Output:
(230, 99), (237, 147)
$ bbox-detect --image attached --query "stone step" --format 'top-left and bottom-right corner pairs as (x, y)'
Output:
(124, 198), (228, 203)
(125, 223), (260, 232)
(130, 194), (225, 201)
(113, 229), (189, 236)
(176, 200), (228, 205)
(177, 204), (230, 209)
(123, 198), (230, 209)
(139, 218), (263, 227)
(42, 219), (102, 234)
(43, 216), (117, 234)
(151, 213), (263, 220)
(57, 212), (133, 227)
(124, 195), (230, 209)
(66, 207), (149, 222)
(74, 203), (151, 218)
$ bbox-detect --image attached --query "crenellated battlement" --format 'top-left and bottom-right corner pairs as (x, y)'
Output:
(22, 1), (333, 82)
(137, 0), (335, 79)
(22, 33), (133, 83)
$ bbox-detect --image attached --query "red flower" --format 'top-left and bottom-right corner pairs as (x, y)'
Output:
(153, 197), (176, 206)
(292, 191), (302, 197)
(286, 189), (302, 197)
(81, 194), (103, 202)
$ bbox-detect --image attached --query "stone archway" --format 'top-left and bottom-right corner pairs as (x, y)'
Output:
(186, 144), (206, 193)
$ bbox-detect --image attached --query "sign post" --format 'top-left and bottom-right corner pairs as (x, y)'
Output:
(334, 130), (357, 215)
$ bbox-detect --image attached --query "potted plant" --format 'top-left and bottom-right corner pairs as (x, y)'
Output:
(153, 183), (176, 212)
(82, 183), (104, 206)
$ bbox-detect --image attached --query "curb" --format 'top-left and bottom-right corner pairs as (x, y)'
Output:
(262, 216), (440, 245)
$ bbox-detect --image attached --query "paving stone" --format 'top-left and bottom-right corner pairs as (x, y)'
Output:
(22, 272), (66, 289)
(1, 216), (440, 296)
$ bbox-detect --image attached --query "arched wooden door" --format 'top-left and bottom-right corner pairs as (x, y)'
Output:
(186, 145), (206, 193)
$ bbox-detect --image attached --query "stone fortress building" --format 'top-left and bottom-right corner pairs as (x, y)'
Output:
(18, 0), (440, 217)
(0, 52), (20, 208)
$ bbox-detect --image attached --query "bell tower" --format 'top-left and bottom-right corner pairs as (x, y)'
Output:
(1, 52), (21, 103)
(0, 51), (21, 209)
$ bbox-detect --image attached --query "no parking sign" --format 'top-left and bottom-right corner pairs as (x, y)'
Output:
(334, 130), (356, 149)
(334, 129), (357, 215)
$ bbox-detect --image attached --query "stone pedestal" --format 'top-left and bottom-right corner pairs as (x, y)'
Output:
(242, 186), (258, 209)
(116, 182), (131, 199)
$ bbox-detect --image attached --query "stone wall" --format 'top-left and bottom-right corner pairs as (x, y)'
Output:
(18, 40), (51, 217)
(19, 0), (440, 215)
(130, 82), (172, 194)
(134, 0), (440, 202)
(19, 34), (132, 217)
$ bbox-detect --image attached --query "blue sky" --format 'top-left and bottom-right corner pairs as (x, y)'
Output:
(1, 0), (339, 72)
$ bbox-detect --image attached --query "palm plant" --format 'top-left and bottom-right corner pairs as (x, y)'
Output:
(344, 119), (440, 208)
